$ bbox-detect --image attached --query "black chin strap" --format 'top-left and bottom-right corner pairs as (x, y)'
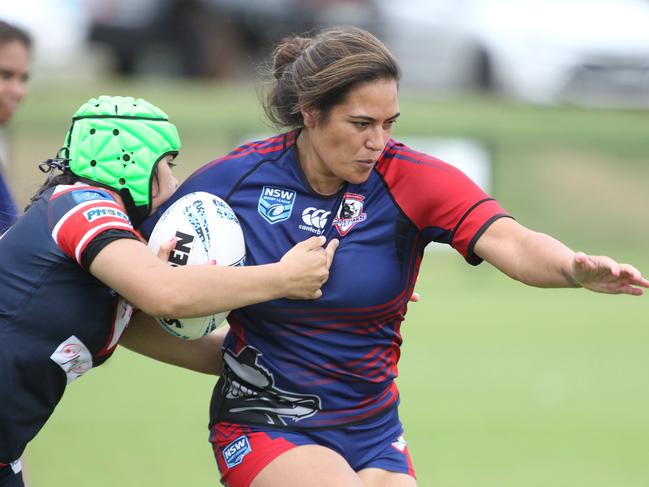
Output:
(38, 155), (70, 182)
(119, 188), (149, 228)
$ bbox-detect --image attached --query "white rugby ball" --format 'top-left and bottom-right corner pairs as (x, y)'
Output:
(147, 191), (246, 340)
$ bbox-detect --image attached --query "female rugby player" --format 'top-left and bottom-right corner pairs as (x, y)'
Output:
(144, 27), (648, 487)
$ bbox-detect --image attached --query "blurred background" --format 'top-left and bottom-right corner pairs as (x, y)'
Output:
(2, 0), (648, 486)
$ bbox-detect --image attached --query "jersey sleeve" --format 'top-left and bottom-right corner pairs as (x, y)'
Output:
(80, 228), (140, 270)
(49, 186), (140, 266)
(378, 141), (513, 265)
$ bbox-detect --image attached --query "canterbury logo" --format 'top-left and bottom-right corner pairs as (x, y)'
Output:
(301, 207), (331, 229)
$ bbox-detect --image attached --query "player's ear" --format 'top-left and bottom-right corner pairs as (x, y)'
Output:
(301, 106), (318, 128)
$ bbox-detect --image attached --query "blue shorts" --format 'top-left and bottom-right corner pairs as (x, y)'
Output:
(209, 407), (415, 487)
(0, 461), (24, 487)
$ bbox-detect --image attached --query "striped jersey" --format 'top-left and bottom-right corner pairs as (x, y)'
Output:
(0, 184), (138, 462)
(144, 131), (511, 429)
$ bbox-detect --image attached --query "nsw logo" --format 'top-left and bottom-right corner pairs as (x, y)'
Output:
(258, 186), (296, 224)
(222, 435), (252, 468)
(299, 207), (331, 234)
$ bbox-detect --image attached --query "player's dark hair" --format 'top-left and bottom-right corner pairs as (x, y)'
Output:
(26, 162), (162, 213)
(26, 173), (80, 211)
(0, 19), (32, 49)
(264, 26), (400, 129)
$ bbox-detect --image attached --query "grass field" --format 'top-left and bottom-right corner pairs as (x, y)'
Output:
(7, 80), (649, 486)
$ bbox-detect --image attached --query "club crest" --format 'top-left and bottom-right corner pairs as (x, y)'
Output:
(333, 193), (367, 236)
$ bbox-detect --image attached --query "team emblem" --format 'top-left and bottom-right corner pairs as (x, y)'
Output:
(333, 193), (367, 236)
(258, 186), (296, 224)
(50, 335), (93, 384)
(222, 346), (322, 426)
(222, 435), (252, 468)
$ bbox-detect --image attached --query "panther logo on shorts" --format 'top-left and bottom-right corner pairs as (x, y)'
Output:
(220, 346), (322, 426)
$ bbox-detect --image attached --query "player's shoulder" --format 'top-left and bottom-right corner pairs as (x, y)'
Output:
(178, 131), (298, 201)
(47, 183), (129, 229)
(194, 131), (298, 178)
(380, 139), (456, 172)
(377, 138), (474, 187)
(49, 184), (117, 206)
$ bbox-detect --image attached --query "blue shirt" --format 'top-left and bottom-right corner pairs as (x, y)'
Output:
(144, 131), (511, 429)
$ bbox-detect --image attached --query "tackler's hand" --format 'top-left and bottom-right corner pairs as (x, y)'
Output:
(156, 237), (177, 263)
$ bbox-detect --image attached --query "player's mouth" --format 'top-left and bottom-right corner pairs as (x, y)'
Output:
(355, 159), (376, 166)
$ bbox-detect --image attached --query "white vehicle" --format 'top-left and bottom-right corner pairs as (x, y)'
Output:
(378, 0), (649, 107)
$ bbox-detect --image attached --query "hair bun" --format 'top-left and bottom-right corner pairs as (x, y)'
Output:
(271, 36), (313, 80)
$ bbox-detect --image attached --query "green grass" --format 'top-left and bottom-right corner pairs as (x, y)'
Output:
(9, 80), (649, 486)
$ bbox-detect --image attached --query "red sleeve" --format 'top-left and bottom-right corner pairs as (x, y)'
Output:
(377, 141), (512, 265)
(49, 187), (139, 265)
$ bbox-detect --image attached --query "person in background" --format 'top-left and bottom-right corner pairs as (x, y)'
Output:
(0, 95), (337, 487)
(143, 26), (648, 487)
(0, 19), (30, 234)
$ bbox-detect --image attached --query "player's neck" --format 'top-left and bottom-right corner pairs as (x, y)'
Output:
(296, 131), (344, 196)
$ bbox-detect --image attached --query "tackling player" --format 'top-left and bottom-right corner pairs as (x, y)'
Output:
(0, 95), (337, 487)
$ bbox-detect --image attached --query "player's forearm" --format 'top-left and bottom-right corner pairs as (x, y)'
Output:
(121, 312), (227, 375)
(475, 219), (579, 288)
(509, 230), (579, 288)
(91, 239), (311, 319)
(145, 262), (292, 318)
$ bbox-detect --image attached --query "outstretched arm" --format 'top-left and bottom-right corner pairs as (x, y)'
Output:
(474, 218), (648, 295)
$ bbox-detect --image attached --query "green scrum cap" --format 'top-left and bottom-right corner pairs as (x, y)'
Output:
(64, 95), (180, 218)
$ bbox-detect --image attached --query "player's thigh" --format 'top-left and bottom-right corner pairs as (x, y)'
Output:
(357, 468), (417, 487)
(251, 445), (364, 487)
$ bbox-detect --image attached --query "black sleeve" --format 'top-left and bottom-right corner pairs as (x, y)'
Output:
(80, 229), (141, 271)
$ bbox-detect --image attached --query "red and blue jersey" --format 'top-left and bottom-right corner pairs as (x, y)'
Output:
(0, 184), (138, 463)
(144, 131), (511, 430)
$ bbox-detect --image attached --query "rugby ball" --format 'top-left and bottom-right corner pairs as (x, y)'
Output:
(147, 191), (246, 340)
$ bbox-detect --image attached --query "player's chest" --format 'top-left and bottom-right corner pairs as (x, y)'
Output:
(229, 180), (416, 308)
